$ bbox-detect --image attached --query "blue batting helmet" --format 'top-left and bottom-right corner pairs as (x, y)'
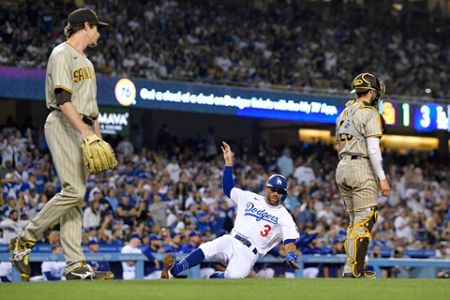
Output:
(265, 174), (288, 203)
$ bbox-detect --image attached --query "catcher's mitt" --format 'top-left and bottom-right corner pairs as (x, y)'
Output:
(81, 134), (117, 173)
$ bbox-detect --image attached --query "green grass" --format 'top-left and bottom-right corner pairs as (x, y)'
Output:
(1, 279), (449, 300)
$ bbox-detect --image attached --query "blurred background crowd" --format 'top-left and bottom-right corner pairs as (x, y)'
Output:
(0, 0), (449, 280)
(1, 0), (449, 99)
(1, 117), (449, 278)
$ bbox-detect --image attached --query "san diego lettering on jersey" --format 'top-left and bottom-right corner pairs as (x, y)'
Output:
(73, 67), (94, 83)
(244, 202), (279, 224)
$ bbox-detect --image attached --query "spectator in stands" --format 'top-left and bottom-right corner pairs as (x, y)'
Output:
(83, 198), (101, 230)
(276, 148), (294, 177)
(294, 158), (316, 186)
(116, 137), (134, 162)
(195, 205), (213, 236)
(166, 156), (181, 183)
(104, 188), (119, 213)
(148, 194), (168, 227)
(1, 136), (20, 168)
(394, 208), (414, 243)
(0, 133), (6, 163)
(0, 209), (25, 243)
(294, 199), (317, 225)
(117, 195), (137, 226)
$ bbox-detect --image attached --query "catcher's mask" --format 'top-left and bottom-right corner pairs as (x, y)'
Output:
(351, 73), (385, 107)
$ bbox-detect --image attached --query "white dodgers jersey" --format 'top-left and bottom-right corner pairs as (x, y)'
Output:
(230, 187), (299, 255)
(41, 261), (66, 280)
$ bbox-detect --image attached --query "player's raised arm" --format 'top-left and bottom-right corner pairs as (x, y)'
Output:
(221, 141), (234, 166)
(221, 141), (235, 198)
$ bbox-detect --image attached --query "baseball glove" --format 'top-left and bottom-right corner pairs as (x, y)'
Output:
(81, 134), (117, 173)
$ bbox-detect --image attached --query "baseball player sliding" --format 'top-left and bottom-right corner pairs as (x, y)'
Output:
(9, 8), (116, 281)
(335, 73), (390, 279)
(161, 141), (300, 279)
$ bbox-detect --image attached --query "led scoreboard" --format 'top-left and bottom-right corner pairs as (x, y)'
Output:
(380, 100), (449, 132)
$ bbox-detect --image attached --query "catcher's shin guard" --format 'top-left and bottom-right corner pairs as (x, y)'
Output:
(9, 237), (36, 281)
(344, 207), (377, 278)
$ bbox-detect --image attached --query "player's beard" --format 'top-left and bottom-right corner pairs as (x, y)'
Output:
(266, 194), (280, 206)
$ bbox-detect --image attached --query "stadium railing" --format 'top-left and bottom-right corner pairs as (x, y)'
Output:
(1, 252), (449, 281)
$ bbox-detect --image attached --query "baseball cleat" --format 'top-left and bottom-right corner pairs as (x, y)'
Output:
(343, 271), (376, 279)
(161, 253), (176, 279)
(9, 236), (35, 282)
(362, 270), (376, 279)
(66, 263), (114, 280)
(209, 272), (225, 279)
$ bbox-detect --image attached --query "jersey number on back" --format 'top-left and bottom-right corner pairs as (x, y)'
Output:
(260, 224), (272, 237)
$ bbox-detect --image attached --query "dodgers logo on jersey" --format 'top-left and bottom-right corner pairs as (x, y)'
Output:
(244, 202), (279, 224)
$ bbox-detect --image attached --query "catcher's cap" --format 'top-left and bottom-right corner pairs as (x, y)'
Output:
(68, 8), (109, 28)
(350, 73), (385, 96)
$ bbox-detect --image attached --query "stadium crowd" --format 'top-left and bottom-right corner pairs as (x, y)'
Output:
(0, 118), (449, 279)
(1, 0), (449, 99)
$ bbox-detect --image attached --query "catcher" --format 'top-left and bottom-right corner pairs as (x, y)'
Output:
(335, 73), (390, 278)
(9, 8), (116, 281)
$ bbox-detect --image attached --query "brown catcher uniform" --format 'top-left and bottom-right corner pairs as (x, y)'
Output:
(335, 72), (387, 278)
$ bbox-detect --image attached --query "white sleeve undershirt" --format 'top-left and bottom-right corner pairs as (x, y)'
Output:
(367, 137), (385, 180)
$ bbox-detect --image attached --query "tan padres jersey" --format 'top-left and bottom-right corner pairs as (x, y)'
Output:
(336, 100), (383, 158)
(45, 42), (99, 118)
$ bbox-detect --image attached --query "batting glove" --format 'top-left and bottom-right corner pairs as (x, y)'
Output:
(286, 251), (300, 269)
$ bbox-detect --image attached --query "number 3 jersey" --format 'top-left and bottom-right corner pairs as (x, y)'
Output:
(336, 100), (383, 159)
(229, 187), (299, 256)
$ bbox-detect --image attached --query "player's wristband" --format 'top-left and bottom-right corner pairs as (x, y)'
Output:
(286, 252), (297, 262)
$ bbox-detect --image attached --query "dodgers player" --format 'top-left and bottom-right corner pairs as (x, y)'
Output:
(9, 8), (111, 281)
(0, 262), (12, 283)
(41, 245), (66, 281)
(121, 233), (142, 280)
(86, 239), (111, 272)
(161, 141), (300, 279)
